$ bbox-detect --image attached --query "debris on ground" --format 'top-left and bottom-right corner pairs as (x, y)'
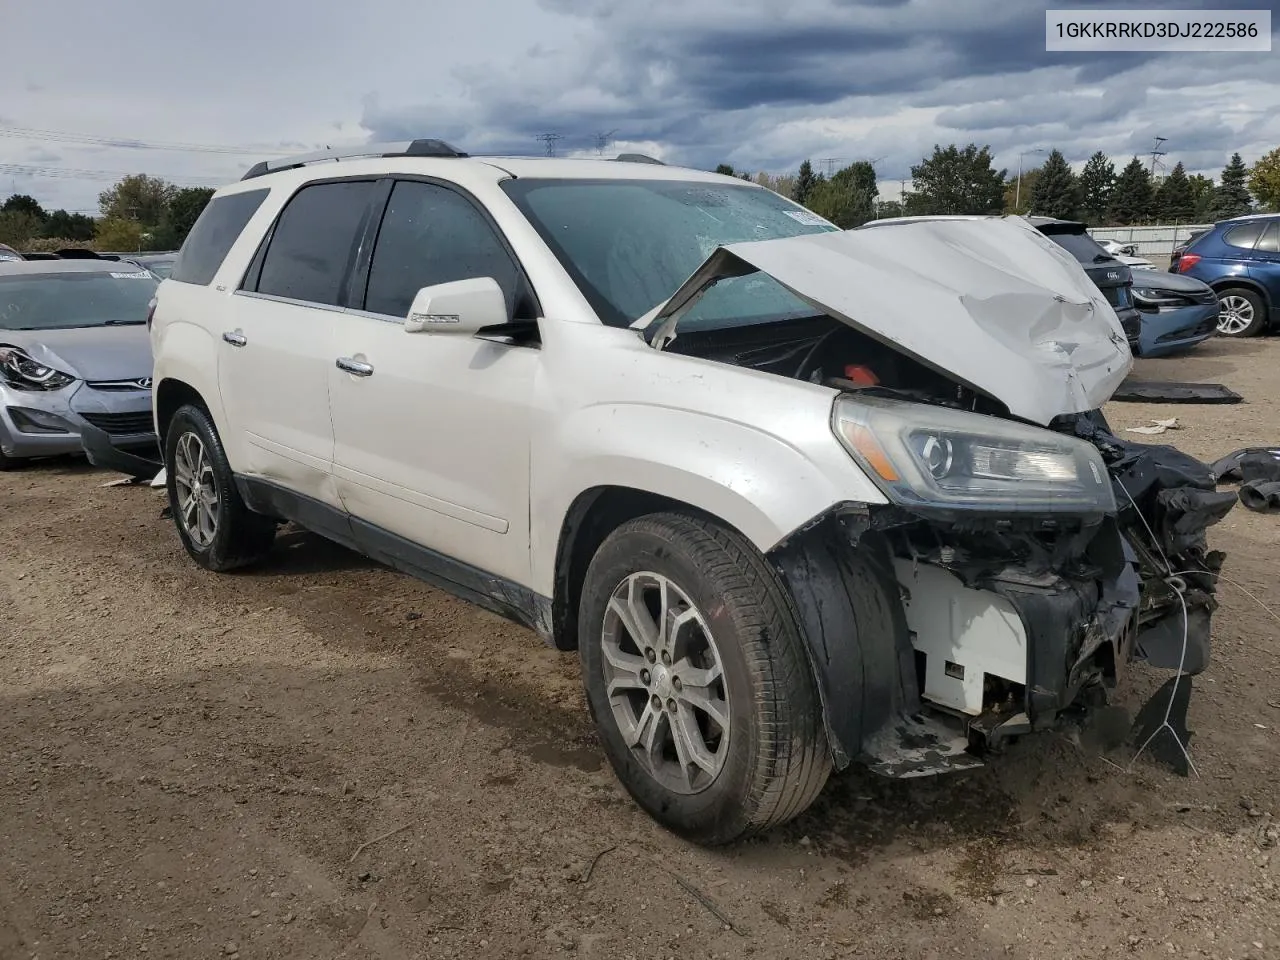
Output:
(1124, 417), (1180, 435)
(1112, 379), (1243, 404)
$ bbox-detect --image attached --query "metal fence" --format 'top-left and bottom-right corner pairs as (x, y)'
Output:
(1085, 223), (1211, 257)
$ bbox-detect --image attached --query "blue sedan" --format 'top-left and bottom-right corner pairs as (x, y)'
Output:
(1130, 268), (1220, 358)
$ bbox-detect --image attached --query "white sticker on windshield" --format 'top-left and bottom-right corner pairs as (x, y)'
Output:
(784, 209), (833, 227)
(110, 271), (152, 279)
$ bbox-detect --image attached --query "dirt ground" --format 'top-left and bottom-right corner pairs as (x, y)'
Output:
(2, 337), (1278, 960)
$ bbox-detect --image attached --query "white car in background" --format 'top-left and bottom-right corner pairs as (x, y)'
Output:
(1097, 238), (1158, 269)
(147, 142), (1233, 844)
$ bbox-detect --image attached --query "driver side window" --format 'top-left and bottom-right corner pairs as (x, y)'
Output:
(362, 180), (529, 319)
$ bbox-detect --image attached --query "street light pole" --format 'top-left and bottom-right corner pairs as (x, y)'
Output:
(1015, 148), (1044, 212)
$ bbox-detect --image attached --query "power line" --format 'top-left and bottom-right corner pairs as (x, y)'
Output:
(592, 129), (618, 155)
(0, 124), (284, 156)
(0, 161), (223, 187)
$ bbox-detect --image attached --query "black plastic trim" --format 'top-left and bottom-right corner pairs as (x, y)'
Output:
(234, 476), (553, 641)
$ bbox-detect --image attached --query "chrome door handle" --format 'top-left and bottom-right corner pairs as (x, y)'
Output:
(222, 331), (247, 347)
(335, 357), (374, 377)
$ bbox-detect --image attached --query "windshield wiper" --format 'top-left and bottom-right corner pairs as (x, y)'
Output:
(103, 318), (147, 325)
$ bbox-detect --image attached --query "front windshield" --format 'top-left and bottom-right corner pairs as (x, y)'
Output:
(502, 178), (837, 330)
(0, 270), (159, 330)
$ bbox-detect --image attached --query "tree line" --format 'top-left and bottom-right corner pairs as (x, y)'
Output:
(0, 175), (214, 252)
(719, 144), (1280, 229)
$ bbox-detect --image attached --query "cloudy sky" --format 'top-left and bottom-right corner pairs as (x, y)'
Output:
(2, 0), (1277, 214)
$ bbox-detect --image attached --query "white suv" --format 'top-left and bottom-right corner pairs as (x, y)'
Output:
(150, 140), (1232, 844)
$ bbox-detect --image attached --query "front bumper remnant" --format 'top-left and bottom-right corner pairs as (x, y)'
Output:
(769, 410), (1235, 778)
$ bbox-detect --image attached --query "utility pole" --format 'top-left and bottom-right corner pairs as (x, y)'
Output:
(1149, 136), (1168, 180)
(816, 157), (844, 177)
(592, 129), (618, 155)
(535, 133), (564, 157)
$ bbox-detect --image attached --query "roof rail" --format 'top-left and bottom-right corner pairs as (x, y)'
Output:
(613, 153), (665, 165)
(241, 139), (468, 180)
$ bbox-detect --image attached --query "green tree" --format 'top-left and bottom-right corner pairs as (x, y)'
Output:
(1078, 151), (1116, 224)
(153, 187), (215, 249)
(876, 199), (904, 219)
(0, 210), (43, 248)
(905, 143), (1006, 216)
(805, 160), (878, 228)
(1187, 174), (1216, 221)
(1153, 162), (1195, 221)
(1108, 156), (1154, 224)
(2, 194), (47, 222)
(1247, 147), (1280, 212)
(1004, 166), (1041, 215)
(714, 163), (736, 177)
(94, 217), (145, 251)
(792, 159), (819, 205)
(42, 209), (96, 242)
(97, 174), (176, 227)
(1028, 149), (1079, 219)
(1211, 153), (1253, 219)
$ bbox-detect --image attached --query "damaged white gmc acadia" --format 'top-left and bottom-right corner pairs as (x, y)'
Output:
(149, 142), (1235, 844)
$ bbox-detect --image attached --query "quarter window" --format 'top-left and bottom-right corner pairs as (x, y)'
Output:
(1223, 222), (1265, 251)
(363, 180), (525, 319)
(170, 188), (269, 286)
(255, 180), (377, 306)
(1254, 222), (1280, 254)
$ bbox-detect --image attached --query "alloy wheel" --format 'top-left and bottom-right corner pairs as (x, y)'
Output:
(600, 571), (731, 794)
(1218, 295), (1255, 335)
(173, 431), (219, 547)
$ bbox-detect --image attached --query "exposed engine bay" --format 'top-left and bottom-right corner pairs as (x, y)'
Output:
(671, 316), (1237, 774)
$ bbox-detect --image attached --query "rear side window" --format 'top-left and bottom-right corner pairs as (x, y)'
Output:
(170, 188), (269, 286)
(362, 180), (526, 319)
(1254, 222), (1279, 254)
(1223, 222), (1265, 250)
(255, 181), (377, 306)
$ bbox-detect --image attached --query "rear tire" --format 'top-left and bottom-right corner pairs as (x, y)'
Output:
(578, 512), (830, 845)
(1216, 287), (1267, 337)
(164, 404), (276, 571)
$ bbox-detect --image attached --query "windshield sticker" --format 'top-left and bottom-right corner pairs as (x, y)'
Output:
(110, 271), (153, 279)
(784, 209), (833, 227)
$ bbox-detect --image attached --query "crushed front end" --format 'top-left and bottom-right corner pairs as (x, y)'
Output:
(771, 402), (1236, 778)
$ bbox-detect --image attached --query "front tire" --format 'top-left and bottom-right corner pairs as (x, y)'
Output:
(579, 513), (830, 845)
(1216, 287), (1267, 337)
(164, 404), (275, 571)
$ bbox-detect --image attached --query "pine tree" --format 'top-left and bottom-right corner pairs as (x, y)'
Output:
(1211, 153), (1253, 219)
(1078, 151), (1116, 224)
(1187, 174), (1216, 221)
(1029, 149), (1079, 219)
(793, 160), (818, 205)
(1154, 162), (1195, 221)
(905, 144), (1007, 216)
(1108, 157), (1154, 225)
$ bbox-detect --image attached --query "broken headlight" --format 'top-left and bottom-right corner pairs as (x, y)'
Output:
(832, 394), (1115, 515)
(0, 346), (76, 391)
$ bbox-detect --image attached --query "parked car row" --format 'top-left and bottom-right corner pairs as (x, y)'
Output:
(0, 151), (1241, 844)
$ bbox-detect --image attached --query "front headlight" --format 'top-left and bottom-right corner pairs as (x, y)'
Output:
(832, 394), (1115, 515)
(1132, 287), (1187, 308)
(0, 346), (76, 391)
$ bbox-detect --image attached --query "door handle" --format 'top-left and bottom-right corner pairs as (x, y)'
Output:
(336, 357), (374, 377)
(222, 331), (247, 347)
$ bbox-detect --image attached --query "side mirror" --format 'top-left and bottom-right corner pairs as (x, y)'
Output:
(404, 277), (508, 335)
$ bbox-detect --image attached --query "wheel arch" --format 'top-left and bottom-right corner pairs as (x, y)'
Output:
(1209, 276), (1271, 309)
(155, 378), (212, 447)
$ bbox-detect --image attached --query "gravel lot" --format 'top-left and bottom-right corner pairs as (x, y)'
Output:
(2, 337), (1278, 960)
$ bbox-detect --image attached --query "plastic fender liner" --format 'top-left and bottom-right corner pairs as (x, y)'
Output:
(767, 512), (920, 769)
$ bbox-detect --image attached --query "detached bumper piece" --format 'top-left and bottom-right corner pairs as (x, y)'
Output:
(80, 421), (162, 481)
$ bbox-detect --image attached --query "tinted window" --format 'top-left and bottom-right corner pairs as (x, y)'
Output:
(256, 181), (376, 305)
(363, 181), (523, 319)
(1042, 230), (1112, 264)
(502, 178), (835, 329)
(170, 188), (269, 286)
(1254, 222), (1280, 254)
(0, 270), (158, 330)
(1224, 222), (1265, 250)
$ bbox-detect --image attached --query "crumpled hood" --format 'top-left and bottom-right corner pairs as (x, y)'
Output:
(0, 325), (153, 381)
(644, 217), (1134, 426)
